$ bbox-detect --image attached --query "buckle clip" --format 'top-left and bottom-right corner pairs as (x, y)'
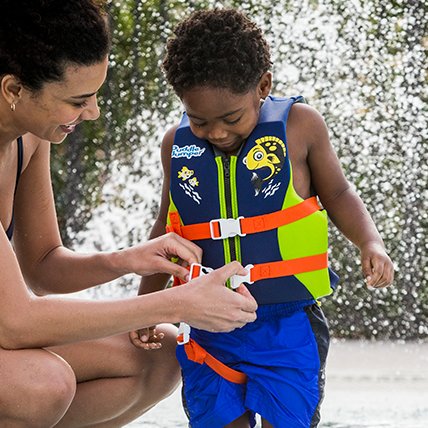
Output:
(177, 322), (191, 345)
(189, 263), (213, 280)
(230, 264), (254, 289)
(210, 217), (246, 240)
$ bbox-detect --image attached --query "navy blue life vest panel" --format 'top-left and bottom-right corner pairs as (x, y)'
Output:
(170, 96), (335, 304)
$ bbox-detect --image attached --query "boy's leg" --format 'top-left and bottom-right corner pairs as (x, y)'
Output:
(261, 419), (273, 428)
(243, 303), (330, 428)
(305, 304), (330, 428)
(0, 347), (76, 427)
(177, 331), (251, 428)
(52, 323), (180, 427)
(225, 412), (252, 428)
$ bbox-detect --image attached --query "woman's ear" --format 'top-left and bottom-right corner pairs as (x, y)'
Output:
(1, 75), (23, 105)
(258, 72), (272, 99)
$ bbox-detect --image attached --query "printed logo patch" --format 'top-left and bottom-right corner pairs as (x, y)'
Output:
(243, 136), (286, 196)
(172, 145), (206, 159)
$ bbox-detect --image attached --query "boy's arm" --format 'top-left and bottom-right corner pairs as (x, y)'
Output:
(138, 125), (181, 296)
(131, 126), (181, 349)
(293, 104), (394, 288)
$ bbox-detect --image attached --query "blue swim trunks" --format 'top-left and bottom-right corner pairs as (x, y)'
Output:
(176, 302), (329, 428)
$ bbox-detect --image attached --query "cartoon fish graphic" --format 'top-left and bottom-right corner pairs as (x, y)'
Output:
(243, 136), (286, 195)
(178, 166), (194, 181)
(188, 177), (199, 187)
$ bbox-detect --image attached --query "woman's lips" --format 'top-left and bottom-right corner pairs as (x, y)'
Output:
(60, 124), (77, 134)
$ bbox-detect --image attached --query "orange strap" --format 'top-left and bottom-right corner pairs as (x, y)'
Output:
(171, 252), (327, 287)
(166, 211), (182, 235)
(249, 253), (328, 282)
(181, 338), (247, 384)
(167, 196), (320, 240)
(175, 254), (327, 384)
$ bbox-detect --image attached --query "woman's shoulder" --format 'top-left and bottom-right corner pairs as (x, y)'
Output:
(20, 133), (51, 172)
(22, 133), (49, 147)
(21, 133), (50, 152)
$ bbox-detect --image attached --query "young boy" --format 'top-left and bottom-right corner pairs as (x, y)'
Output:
(131, 8), (394, 428)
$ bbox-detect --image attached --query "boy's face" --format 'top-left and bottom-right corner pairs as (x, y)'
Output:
(181, 75), (271, 154)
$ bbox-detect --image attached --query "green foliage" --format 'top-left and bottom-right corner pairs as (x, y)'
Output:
(51, 0), (427, 339)
(52, 0), (174, 244)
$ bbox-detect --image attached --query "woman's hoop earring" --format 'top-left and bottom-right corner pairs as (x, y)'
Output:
(10, 103), (16, 112)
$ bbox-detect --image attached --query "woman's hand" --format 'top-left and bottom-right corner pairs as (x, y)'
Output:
(115, 233), (202, 281)
(177, 261), (258, 332)
(360, 242), (394, 288)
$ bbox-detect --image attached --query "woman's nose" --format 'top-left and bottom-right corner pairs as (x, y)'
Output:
(81, 95), (100, 121)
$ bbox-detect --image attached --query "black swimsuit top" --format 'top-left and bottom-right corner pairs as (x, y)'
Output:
(5, 137), (24, 240)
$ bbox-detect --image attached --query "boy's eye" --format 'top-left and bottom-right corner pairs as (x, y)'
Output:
(224, 116), (242, 125)
(191, 120), (206, 128)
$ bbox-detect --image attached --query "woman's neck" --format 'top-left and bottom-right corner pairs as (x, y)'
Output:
(0, 103), (23, 148)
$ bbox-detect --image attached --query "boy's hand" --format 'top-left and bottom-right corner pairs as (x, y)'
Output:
(129, 326), (164, 350)
(360, 242), (394, 288)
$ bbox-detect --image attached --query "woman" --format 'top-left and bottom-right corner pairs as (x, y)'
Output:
(0, 1), (257, 426)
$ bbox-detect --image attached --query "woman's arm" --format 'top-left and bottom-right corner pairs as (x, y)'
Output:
(13, 134), (197, 295)
(2, 134), (257, 350)
(0, 226), (256, 349)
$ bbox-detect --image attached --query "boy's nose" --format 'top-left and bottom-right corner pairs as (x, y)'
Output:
(207, 123), (228, 141)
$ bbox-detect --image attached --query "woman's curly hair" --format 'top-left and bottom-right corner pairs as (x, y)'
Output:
(162, 8), (272, 97)
(0, 0), (111, 91)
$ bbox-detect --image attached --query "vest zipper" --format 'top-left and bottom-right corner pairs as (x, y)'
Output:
(222, 156), (237, 262)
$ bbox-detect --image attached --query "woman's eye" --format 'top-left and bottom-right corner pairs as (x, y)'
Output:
(72, 101), (88, 108)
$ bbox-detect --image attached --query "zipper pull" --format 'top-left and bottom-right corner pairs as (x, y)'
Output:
(223, 157), (230, 178)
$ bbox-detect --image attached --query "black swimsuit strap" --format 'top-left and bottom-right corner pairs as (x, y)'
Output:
(5, 137), (24, 240)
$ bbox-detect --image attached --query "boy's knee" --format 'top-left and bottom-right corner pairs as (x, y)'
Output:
(159, 323), (180, 354)
(151, 324), (180, 372)
(137, 324), (180, 395)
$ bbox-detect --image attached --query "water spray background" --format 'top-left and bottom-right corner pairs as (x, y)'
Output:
(52, 0), (427, 340)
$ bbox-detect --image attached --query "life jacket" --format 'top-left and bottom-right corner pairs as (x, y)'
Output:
(167, 95), (338, 305)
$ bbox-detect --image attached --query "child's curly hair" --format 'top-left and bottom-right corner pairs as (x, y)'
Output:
(163, 8), (272, 97)
(0, 0), (110, 91)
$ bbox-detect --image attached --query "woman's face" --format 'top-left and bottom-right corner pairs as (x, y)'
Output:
(15, 56), (109, 143)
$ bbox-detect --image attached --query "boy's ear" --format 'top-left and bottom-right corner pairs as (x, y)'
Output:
(258, 72), (272, 99)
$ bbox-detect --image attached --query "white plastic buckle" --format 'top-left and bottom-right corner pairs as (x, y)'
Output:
(177, 322), (191, 345)
(230, 264), (254, 289)
(178, 264), (214, 346)
(209, 217), (246, 240)
(189, 263), (213, 280)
